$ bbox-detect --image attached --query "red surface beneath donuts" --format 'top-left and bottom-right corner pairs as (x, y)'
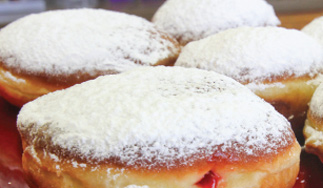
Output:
(0, 96), (322, 188)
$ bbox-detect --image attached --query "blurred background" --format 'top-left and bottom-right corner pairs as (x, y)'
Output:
(0, 0), (322, 28)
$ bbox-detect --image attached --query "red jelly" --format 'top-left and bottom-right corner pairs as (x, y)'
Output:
(196, 171), (221, 188)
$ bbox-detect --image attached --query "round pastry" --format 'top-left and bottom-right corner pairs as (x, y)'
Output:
(304, 83), (323, 163)
(302, 16), (323, 48)
(152, 0), (280, 45)
(0, 8), (180, 107)
(175, 26), (323, 144)
(17, 67), (300, 188)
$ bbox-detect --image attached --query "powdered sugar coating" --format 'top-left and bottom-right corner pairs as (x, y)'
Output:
(0, 9), (179, 76)
(18, 67), (293, 169)
(152, 0), (280, 45)
(302, 16), (323, 49)
(304, 125), (323, 147)
(246, 82), (285, 92)
(175, 27), (323, 83)
(309, 83), (323, 118)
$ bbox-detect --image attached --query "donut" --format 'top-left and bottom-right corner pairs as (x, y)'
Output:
(304, 83), (323, 163)
(152, 0), (280, 45)
(174, 26), (323, 144)
(0, 8), (180, 107)
(17, 67), (300, 188)
(302, 16), (323, 48)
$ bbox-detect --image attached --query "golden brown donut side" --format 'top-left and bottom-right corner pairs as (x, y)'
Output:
(251, 76), (319, 144)
(0, 66), (67, 107)
(21, 137), (300, 188)
(304, 110), (323, 163)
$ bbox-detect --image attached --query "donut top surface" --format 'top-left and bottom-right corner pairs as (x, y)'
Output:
(152, 0), (280, 45)
(18, 67), (294, 169)
(309, 83), (323, 118)
(302, 16), (323, 48)
(175, 27), (323, 83)
(0, 9), (179, 79)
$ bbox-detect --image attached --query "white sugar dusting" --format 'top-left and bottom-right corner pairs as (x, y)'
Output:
(307, 74), (323, 87)
(0, 9), (179, 76)
(304, 124), (323, 146)
(124, 185), (149, 188)
(18, 67), (293, 169)
(246, 82), (285, 92)
(175, 27), (323, 83)
(302, 16), (323, 49)
(152, 0), (280, 44)
(48, 152), (60, 162)
(70, 160), (87, 168)
(309, 83), (323, 118)
(0, 69), (25, 83)
(28, 146), (41, 165)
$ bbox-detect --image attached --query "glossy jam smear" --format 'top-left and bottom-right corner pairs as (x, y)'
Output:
(196, 171), (221, 188)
